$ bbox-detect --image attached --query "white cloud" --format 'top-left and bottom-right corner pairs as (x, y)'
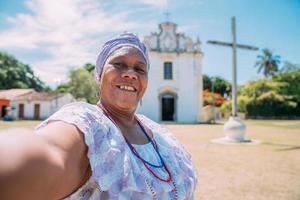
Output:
(0, 0), (143, 86)
(134, 0), (168, 8)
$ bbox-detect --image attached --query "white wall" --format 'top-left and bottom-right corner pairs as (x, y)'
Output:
(138, 51), (203, 123)
(11, 94), (75, 120)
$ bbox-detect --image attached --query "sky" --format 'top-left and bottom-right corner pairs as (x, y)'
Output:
(0, 0), (299, 88)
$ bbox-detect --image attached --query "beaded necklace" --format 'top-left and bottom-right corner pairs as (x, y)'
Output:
(97, 103), (178, 199)
(128, 120), (164, 168)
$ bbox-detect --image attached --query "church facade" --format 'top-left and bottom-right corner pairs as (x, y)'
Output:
(138, 21), (203, 123)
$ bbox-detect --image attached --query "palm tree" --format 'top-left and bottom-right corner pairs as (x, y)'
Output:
(255, 48), (281, 78)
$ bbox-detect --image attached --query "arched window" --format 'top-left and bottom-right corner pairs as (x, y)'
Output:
(164, 62), (173, 80)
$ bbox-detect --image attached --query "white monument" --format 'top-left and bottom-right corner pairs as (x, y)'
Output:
(138, 21), (203, 123)
(209, 17), (260, 144)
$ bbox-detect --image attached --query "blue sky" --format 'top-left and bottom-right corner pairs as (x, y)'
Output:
(0, 0), (299, 88)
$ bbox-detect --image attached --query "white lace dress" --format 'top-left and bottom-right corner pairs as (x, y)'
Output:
(36, 102), (198, 199)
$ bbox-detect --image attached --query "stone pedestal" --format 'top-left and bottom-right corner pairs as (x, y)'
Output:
(211, 116), (260, 145)
(223, 116), (250, 142)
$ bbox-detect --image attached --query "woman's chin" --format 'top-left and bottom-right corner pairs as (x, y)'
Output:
(115, 101), (138, 112)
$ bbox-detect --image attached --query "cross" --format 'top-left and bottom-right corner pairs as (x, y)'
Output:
(207, 16), (259, 116)
(164, 11), (171, 22)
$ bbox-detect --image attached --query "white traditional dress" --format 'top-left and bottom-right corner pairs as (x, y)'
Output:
(36, 102), (197, 199)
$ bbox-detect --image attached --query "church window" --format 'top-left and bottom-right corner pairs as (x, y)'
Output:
(164, 62), (173, 80)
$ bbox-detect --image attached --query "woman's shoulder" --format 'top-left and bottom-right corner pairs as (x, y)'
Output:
(52, 101), (102, 119)
(36, 101), (105, 133)
(59, 101), (99, 113)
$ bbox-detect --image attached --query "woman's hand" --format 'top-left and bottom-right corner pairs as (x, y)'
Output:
(0, 122), (89, 200)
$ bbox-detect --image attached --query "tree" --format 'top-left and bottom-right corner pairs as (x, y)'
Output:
(213, 76), (231, 97)
(239, 77), (300, 118)
(203, 90), (225, 107)
(203, 75), (231, 97)
(203, 74), (212, 91)
(272, 68), (300, 102)
(67, 68), (98, 104)
(254, 48), (281, 78)
(0, 51), (47, 91)
(241, 79), (287, 98)
(83, 63), (95, 73)
(56, 83), (71, 93)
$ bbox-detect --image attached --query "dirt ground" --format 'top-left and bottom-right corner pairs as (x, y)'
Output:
(165, 120), (300, 200)
(0, 120), (299, 199)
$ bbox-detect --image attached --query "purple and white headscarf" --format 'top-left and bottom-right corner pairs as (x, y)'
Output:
(95, 33), (149, 84)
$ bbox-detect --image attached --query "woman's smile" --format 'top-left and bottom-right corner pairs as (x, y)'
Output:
(116, 84), (137, 92)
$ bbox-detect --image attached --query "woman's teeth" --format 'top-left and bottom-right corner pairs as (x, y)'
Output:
(118, 85), (136, 91)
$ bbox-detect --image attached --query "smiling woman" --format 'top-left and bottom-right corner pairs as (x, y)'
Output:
(0, 33), (197, 200)
(100, 46), (148, 114)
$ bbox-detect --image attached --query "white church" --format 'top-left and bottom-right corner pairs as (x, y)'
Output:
(138, 21), (204, 123)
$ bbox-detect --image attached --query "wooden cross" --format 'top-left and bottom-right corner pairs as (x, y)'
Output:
(207, 16), (259, 116)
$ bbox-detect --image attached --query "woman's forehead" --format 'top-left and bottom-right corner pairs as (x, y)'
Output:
(108, 46), (146, 64)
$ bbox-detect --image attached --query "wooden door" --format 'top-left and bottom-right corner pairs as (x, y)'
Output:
(18, 104), (24, 119)
(34, 104), (40, 120)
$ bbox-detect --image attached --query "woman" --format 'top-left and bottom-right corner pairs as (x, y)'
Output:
(0, 33), (197, 199)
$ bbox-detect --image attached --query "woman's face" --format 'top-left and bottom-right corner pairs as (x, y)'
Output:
(100, 46), (148, 113)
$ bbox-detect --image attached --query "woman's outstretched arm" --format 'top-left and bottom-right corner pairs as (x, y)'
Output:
(0, 122), (89, 200)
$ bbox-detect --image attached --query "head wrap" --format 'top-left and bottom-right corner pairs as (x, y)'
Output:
(95, 33), (149, 84)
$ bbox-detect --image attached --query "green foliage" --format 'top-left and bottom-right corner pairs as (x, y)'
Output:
(83, 63), (95, 73)
(237, 95), (250, 113)
(272, 68), (300, 102)
(255, 48), (281, 78)
(203, 74), (231, 97)
(219, 96), (250, 116)
(59, 66), (98, 104)
(0, 52), (47, 91)
(240, 71), (300, 117)
(203, 74), (211, 90)
(57, 84), (71, 93)
(241, 79), (287, 98)
(246, 91), (298, 117)
(70, 68), (98, 104)
(219, 100), (231, 116)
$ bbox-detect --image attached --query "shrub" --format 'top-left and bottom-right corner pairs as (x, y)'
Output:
(203, 90), (225, 107)
(245, 91), (298, 117)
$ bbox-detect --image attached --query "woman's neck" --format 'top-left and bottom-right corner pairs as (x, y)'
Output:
(99, 100), (136, 127)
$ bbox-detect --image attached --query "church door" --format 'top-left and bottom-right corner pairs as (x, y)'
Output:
(161, 93), (175, 121)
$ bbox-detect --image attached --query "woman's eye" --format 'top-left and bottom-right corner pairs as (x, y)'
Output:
(112, 63), (122, 68)
(135, 67), (146, 74)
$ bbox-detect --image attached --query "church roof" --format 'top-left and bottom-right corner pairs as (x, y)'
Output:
(144, 21), (201, 53)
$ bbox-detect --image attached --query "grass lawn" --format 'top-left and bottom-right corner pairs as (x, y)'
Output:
(1, 120), (300, 200)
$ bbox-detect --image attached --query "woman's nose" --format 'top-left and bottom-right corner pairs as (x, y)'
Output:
(121, 67), (137, 80)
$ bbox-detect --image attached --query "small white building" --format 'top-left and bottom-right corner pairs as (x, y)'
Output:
(11, 91), (75, 120)
(0, 89), (34, 118)
(0, 89), (75, 120)
(138, 21), (203, 123)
